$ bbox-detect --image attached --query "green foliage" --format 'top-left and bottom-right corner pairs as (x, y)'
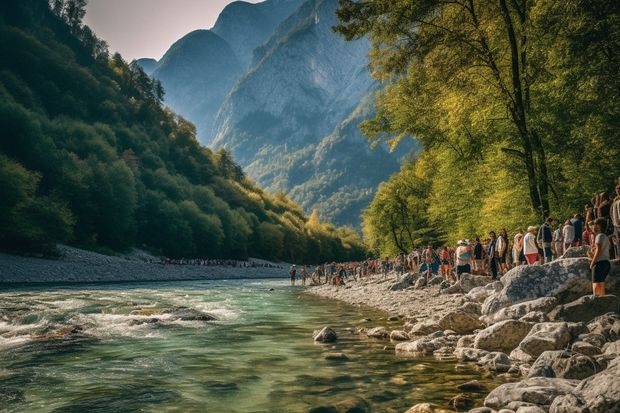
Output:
(337, 0), (620, 255)
(0, 0), (368, 262)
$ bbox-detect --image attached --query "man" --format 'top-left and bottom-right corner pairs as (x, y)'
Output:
(612, 184), (620, 258)
(570, 213), (584, 247)
(537, 217), (554, 264)
(455, 240), (472, 280)
(289, 264), (296, 285)
(487, 232), (499, 280)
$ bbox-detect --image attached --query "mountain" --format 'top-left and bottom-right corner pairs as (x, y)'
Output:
(134, 58), (158, 75)
(142, 0), (415, 228)
(151, 30), (242, 140)
(0, 0), (367, 263)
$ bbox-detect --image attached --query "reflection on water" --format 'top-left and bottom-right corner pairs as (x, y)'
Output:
(0, 280), (504, 412)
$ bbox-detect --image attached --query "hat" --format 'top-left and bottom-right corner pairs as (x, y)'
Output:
(458, 240), (467, 246)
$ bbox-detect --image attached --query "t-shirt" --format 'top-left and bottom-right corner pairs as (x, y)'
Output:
(562, 224), (575, 244)
(523, 232), (538, 255)
(456, 246), (471, 265)
(594, 233), (610, 262)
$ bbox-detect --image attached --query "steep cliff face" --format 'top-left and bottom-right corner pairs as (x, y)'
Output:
(212, 0), (412, 226)
(141, 0), (413, 227)
(151, 30), (242, 140)
(212, 0), (304, 68)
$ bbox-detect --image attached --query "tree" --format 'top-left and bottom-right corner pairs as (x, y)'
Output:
(335, 0), (555, 219)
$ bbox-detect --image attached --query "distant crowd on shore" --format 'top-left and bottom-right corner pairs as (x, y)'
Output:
(160, 257), (283, 269)
(297, 184), (620, 297)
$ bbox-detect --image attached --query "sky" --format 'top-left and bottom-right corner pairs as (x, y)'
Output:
(84, 0), (262, 62)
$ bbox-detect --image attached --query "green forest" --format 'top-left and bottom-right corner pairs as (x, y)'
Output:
(0, 0), (367, 262)
(334, 0), (620, 255)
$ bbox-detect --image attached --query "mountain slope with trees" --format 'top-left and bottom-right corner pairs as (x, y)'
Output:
(0, 0), (367, 263)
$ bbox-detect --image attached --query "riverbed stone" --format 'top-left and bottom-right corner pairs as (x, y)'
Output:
(456, 334), (475, 349)
(587, 313), (620, 341)
(518, 322), (572, 358)
(453, 347), (489, 362)
(519, 311), (549, 323)
(481, 258), (590, 316)
(484, 377), (579, 410)
(516, 406), (546, 413)
(409, 320), (442, 336)
(388, 273), (419, 291)
(548, 295), (619, 323)
(414, 277), (428, 290)
(366, 327), (389, 339)
(448, 393), (474, 410)
(314, 327), (338, 343)
(478, 351), (512, 372)
(390, 330), (410, 341)
(456, 380), (486, 392)
(468, 282), (503, 303)
(474, 320), (532, 353)
(571, 341), (601, 356)
(483, 297), (558, 325)
(404, 403), (453, 413)
(528, 350), (599, 380)
(438, 310), (485, 334)
(461, 301), (482, 315)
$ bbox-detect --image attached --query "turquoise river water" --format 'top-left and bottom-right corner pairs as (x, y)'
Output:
(0, 279), (503, 412)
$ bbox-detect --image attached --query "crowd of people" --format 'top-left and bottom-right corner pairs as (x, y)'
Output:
(160, 257), (283, 269)
(296, 184), (620, 297)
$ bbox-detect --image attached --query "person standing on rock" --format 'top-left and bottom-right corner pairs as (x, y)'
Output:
(523, 226), (539, 265)
(512, 231), (523, 267)
(611, 184), (620, 259)
(487, 231), (499, 280)
(455, 240), (471, 280)
(561, 220), (575, 255)
(537, 217), (554, 263)
(588, 218), (611, 297)
(289, 264), (297, 286)
(473, 237), (484, 274)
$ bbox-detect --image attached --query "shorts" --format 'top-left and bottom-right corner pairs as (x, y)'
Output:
(592, 260), (610, 283)
(525, 253), (538, 265)
(456, 264), (471, 276)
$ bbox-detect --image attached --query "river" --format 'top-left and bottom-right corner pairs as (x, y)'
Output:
(0, 279), (499, 412)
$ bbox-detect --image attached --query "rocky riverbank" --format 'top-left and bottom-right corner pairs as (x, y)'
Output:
(307, 254), (620, 413)
(0, 245), (288, 283)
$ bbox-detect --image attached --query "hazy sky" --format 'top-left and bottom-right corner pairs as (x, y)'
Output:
(84, 0), (261, 62)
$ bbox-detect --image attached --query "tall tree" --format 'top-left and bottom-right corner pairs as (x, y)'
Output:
(335, 0), (556, 218)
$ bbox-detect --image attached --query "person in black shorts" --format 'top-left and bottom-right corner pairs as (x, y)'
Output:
(588, 218), (611, 296)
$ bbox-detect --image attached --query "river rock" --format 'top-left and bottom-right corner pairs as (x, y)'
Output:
(390, 330), (410, 341)
(461, 301), (482, 315)
(561, 246), (589, 259)
(577, 332), (607, 349)
(456, 334), (475, 348)
(442, 274), (492, 295)
(478, 351), (512, 372)
(467, 282), (503, 303)
(571, 341), (602, 356)
(587, 313), (620, 341)
(484, 377), (580, 410)
(603, 339), (620, 356)
(396, 336), (450, 356)
(474, 320), (532, 353)
(483, 297), (558, 325)
(414, 277), (428, 290)
(456, 380), (486, 392)
(164, 306), (216, 321)
(481, 258), (590, 316)
(528, 350), (599, 380)
(409, 320), (442, 336)
(519, 311), (549, 323)
(438, 310), (485, 334)
(367, 327), (389, 339)
(516, 406), (547, 413)
(389, 273), (419, 291)
(548, 295), (619, 323)
(314, 327), (338, 343)
(518, 322), (572, 358)
(404, 403), (453, 413)
(550, 356), (620, 413)
(453, 347), (489, 362)
(324, 352), (350, 361)
(448, 393), (474, 410)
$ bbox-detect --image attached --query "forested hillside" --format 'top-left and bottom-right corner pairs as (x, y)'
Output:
(335, 0), (620, 255)
(0, 0), (367, 262)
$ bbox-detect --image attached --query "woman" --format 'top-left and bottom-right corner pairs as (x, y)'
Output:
(588, 218), (611, 296)
(523, 226), (539, 265)
(440, 246), (451, 280)
(562, 220), (575, 255)
(512, 231), (523, 267)
(497, 229), (510, 273)
(455, 240), (472, 280)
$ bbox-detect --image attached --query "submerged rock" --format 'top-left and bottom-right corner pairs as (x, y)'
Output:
(164, 306), (216, 321)
(456, 380), (486, 392)
(366, 327), (389, 339)
(313, 326), (338, 343)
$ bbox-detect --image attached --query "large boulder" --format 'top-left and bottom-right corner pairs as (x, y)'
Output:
(518, 322), (572, 358)
(478, 351), (512, 372)
(549, 357), (620, 413)
(587, 313), (620, 342)
(528, 350), (600, 380)
(561, 246), (589, 259)
(483, 297), (558, 325)
(548, 295), (619, 323)
(481, 258), (590, 316)
(484, 377), (580, 410)
(554, 261), (620, 303)
(408, 320), (442, 336)
(467, 282), (503, 303)
(437, 310), (485, 334)
(474, 320), (532, 353)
